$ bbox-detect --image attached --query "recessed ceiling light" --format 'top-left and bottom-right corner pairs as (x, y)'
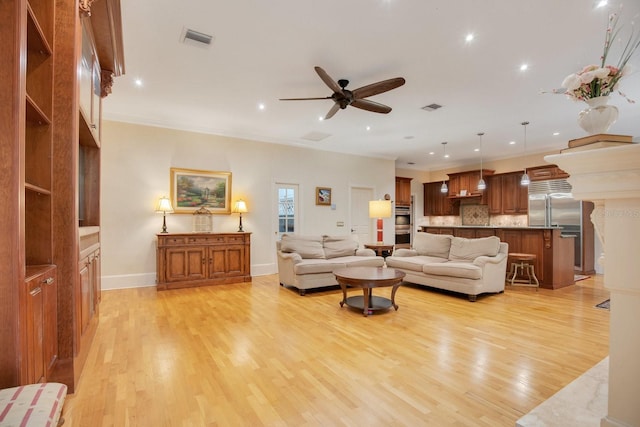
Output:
(404, 135), (414, 140)
(509, 141), (516, 145)
(258, 103), (265, 110)
(553, 132), (560, 136)
(366, 126), (371, 131)
(407, 162), (415, 165)
(465, 33), (474, 42)
(474, 148), (480, 152)
(429, 151), (435, 155)
(134, 78), (143, 87)
(318, 116), (324, 121)
(520, 63), (529, 71)
(596, 0), (608, 8)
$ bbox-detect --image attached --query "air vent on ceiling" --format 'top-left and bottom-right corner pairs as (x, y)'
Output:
(301, 132), (331, 142)
(180, 28), (214, 48)
(421, 103), (442, 111)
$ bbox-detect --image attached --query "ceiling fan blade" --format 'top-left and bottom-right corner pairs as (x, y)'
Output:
(352, 77), (406, 99)
(279, 97), (332, 101)
(351, 99), (392, 114)
(314, 66), (344, 95)
(324, 103), (341, 120)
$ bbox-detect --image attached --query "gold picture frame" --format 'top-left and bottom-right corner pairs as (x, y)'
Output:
(316, 187), (331, 206)
(170, 168), (232, 214)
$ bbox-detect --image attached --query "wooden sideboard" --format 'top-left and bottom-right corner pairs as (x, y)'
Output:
(420, 226), (575, 289)
(156, 233), (252, 290)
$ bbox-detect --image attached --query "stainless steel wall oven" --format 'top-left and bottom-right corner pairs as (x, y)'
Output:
(395, 204), (412, 248)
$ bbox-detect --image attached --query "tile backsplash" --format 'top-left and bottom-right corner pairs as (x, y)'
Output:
(461, 205), (490, 226)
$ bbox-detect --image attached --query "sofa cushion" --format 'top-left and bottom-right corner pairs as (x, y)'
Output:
(413, 232), (453, 258)
(422, 262), (483, 280)
(342, 256), (385, 268)
(323, 236), (358, 259)
(280, 234), (325, 259)
(293, 259), (346, 274)
(386, 255), (448, 272)
(449, 236), (500, 262)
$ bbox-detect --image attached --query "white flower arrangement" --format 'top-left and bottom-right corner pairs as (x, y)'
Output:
(556, 11), (640, 103)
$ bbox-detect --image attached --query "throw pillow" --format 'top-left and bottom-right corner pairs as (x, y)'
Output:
(413, 232), (453, 258)
(323, 236), (358, 259)
(280, 234), (325, 259)
(449, 236), (500, 261)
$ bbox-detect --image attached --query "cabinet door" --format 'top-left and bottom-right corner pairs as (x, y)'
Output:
(502, 173), (521, 214)
(395, 177), (411, 206)
(226, 245), (246, 276)
(448, 176), (460, 197)
(43, 269), (57, 374)
(424, 182), (437, 216)
(166, 247), (207, 282)
(487, 175), (503, 214)
(455, 229), (476, 238)
(208, 247), (227, 278)
(26, 276), (45, 384)
(79, 260), (92, 335)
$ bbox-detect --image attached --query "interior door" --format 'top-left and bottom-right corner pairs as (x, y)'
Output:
(350, 187), (373, 245)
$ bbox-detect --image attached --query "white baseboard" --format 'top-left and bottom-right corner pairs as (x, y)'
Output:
(101, 273), (157, 290)
(101, 263), (278, 291)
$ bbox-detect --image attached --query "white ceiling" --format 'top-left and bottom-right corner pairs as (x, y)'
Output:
(102, 0), (640, 171)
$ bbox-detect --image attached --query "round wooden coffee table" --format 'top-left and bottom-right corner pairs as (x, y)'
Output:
(334, 266), (406, 317)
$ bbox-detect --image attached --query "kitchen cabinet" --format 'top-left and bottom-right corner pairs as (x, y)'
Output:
(487, 175), (503, 214)
(424, 182), (458, 216)
(527, 165), (569, 182)
(395, 177), (412, 207)
(501, 172), (529, 214)
(157, 233), (252, 290)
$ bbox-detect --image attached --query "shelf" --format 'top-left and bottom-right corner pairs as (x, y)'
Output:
(26, 3), (52, 56)
(448, 194), (483, 200)
(79, 108), (100, 148)
(25, 94), (51, 125)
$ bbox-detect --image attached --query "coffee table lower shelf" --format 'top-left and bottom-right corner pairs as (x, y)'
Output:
(342, 294), (396, 316)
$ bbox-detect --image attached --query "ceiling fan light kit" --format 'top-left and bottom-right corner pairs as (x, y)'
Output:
(280, 66), (406, 120)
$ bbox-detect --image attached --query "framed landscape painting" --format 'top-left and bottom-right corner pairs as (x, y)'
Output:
(170, 168), (232, 214)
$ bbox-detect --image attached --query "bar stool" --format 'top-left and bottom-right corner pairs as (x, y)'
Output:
(507, 253), (539, 290)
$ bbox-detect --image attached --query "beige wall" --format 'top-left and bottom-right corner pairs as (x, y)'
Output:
(101, 121), (395, 289)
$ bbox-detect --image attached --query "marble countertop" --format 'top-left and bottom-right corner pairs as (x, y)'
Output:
(420, 225), (564, 230)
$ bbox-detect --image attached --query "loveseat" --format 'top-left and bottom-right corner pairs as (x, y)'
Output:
(385, 232), (508, 301)
(276, 234), (384, 295)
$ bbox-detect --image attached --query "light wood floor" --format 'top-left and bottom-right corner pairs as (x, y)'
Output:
(63, 274), (609, 426)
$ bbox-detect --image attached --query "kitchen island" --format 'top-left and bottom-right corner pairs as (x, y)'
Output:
(419, 226), (575, 289)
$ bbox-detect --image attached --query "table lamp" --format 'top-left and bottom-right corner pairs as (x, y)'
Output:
(155, 196), (173, 233)
(369, 200), (392, 244)
(232, 199), (248, 232)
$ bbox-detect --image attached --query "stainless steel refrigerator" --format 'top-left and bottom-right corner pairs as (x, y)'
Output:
(528, 179), (583, 270)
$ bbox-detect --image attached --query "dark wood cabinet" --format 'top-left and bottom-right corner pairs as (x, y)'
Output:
(501, 172), (529, 214)
(395, 177), (412, 207)
(424, 182), (458, 216)
(157, 233), (252, 290)
(527, 165), (569, 181)
(487, 175), (503, 214)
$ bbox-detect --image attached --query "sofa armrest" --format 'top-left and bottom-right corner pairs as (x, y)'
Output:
(473, 252), (507, 267)
(278, 251), (303, 263)
(393, 248), (418, 257)
(356, 248), (376, 257)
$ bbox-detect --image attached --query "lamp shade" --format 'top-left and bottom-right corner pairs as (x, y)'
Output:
(233, 199), (248, 213)
(156, 196), (173, 213)
(369, 200), (392, 218)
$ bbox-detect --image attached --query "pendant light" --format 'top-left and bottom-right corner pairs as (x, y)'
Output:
(440, 142), (448, 193)
(477, 132), (486, 190)
(520, 121), (531, 186)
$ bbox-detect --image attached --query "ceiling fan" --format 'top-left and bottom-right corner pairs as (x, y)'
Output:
(279, 66), (406, 120)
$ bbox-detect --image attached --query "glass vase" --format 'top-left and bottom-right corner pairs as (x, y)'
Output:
(577, 96), (618, 135)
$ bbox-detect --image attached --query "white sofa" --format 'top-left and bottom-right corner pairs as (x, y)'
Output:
(276, 234), (384, 295)
(385, 233), (508, 301)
